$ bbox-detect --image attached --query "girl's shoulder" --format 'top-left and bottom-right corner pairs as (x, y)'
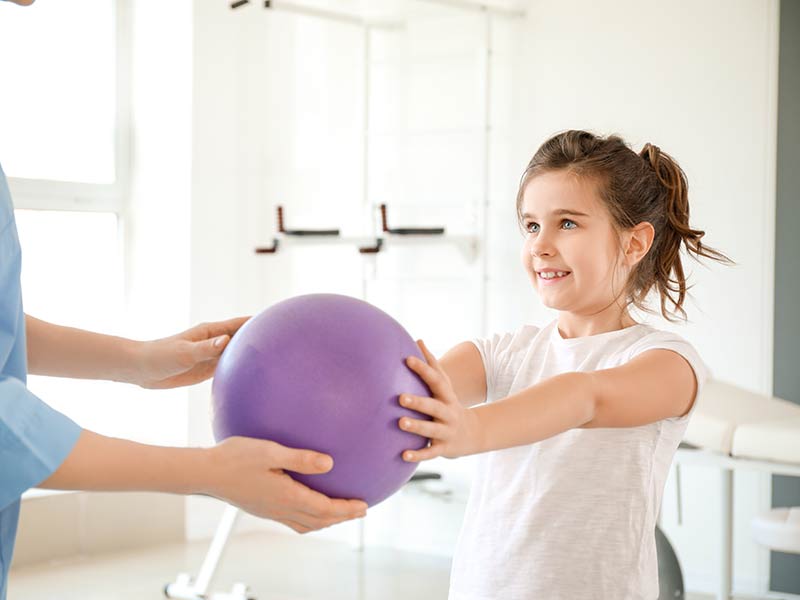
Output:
(500, 322), (544, 347)
(472, 323), (542, 360)
(624, 324), (698, 353)
(623, 324), (710, 385)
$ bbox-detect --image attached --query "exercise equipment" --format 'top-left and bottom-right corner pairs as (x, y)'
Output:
(656, 525), (685, 599)
(674, 380), (800, 599)
(212, 293), (431, 507)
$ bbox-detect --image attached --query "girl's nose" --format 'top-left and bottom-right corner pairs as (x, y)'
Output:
(530, 236), (555, 258)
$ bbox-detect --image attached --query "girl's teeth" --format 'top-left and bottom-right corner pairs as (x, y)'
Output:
(540, 271), (568, 279)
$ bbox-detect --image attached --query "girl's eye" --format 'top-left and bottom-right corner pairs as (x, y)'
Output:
(562, 219), (577, 230)
(525, 222), (539, 233)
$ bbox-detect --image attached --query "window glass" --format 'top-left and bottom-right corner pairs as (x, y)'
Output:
(0, 1), (116, 183)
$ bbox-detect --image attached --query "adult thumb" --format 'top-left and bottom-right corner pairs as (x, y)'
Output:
(193, 335), (230, 362)
(274, 444), (334, 475)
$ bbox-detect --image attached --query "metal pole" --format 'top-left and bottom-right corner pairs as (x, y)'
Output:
(718, 468), (733, 600)
(418, 0), (525, 19)
(479, 11), (491, 337)
(264, 0), (403, 30)
(193, 505), (242, 594)
(362, 25), (374, 299)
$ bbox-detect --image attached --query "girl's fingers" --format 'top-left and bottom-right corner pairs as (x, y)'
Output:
(407, 340), (458, 404)
(406, 356), (451, 399)
(406, 356), (433, 381)
(417, 340), (447, 378)
(398, 416), (449, 440)
(416, 339), (438, 365)
(413, 339), (443, 374)
(399, 394), (448, 420)
(402, 445), (440, 463)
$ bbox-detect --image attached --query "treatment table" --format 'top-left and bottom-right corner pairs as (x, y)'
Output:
(674, 380), (800, 600)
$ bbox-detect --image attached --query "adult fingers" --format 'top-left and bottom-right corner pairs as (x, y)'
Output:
(291, 484), (368, 521)
(321, 498), (369, 520)
(266, 442), (334, 475)
(280, 518), (313, 534)
(282, 511), (363, 533)
(188, 335), (230, 363)
(204, 316), (251, 338)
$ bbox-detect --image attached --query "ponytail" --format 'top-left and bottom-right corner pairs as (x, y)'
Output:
(639, 143), (733, 320)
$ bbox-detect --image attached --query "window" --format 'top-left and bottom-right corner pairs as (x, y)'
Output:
(0, 0), (118, 184)
(14, 210), (130, 436)
(0, 1), (137, 445)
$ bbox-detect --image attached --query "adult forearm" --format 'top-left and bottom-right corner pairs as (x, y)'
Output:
(26, 315), (139, 383)
(470, 371), (596, 453)
(37, 429), (212, 496)
(36, 430), (369, 530)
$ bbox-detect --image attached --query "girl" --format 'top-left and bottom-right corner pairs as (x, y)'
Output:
(399, 130), (731, 600)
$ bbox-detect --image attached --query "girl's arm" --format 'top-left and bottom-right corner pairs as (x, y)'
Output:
(25, 314), (248, 389)
(38, 429), (368, 533)
(400, 340), (697, 461)
(438, 341), (487, 408)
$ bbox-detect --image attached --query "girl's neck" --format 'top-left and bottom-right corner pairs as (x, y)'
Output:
(556, 309), (638, 339)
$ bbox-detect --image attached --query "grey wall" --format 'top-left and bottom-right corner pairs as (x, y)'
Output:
(772, 0), (800, 593)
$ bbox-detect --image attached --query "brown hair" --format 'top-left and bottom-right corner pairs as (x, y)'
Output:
(516, 130), (733, 322)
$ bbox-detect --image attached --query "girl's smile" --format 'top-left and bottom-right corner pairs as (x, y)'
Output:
(536, 269), (572, 285)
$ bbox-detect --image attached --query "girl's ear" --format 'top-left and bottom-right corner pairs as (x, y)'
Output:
(624, 222), (655, 266)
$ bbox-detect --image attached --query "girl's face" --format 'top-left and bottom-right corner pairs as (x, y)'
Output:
(519, 170), (629, 316)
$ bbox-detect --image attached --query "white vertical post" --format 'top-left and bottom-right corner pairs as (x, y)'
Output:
(358, 23), (372, 551)
(193, 505), (242, 594)
(479, 10), (492, 337)
(718, 468), (733, 600)
(361, 25), (376, 295)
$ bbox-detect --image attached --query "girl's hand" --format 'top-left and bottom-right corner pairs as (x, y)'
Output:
(399, 339), (483, 462)
(135, 317), (250, 389)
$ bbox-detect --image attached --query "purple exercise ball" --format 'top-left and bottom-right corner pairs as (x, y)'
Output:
(211, 293), (431, 507)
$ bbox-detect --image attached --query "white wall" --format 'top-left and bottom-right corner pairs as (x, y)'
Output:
(186, 0), (510, 552)
(124, 0), (193, 449)
(186, 0), (780, 595)
(14, 0), (195, 566)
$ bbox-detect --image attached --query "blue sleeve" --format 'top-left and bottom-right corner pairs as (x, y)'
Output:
(0, 375), (81, 511)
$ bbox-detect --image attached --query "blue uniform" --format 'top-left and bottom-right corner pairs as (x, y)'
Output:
(0, 163), (82, 599)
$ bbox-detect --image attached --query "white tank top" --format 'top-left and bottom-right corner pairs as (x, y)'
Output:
(448, 320), (708, 600)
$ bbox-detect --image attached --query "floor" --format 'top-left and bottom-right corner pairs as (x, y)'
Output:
(9, 531), (723, 600)
(9, 531), (451, 600)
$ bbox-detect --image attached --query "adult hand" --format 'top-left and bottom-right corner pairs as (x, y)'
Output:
(207, 437), (368, 533)
(399, 339), (483, 462)
(39, 429), (368, 534)
(135, 316), (250, 389)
